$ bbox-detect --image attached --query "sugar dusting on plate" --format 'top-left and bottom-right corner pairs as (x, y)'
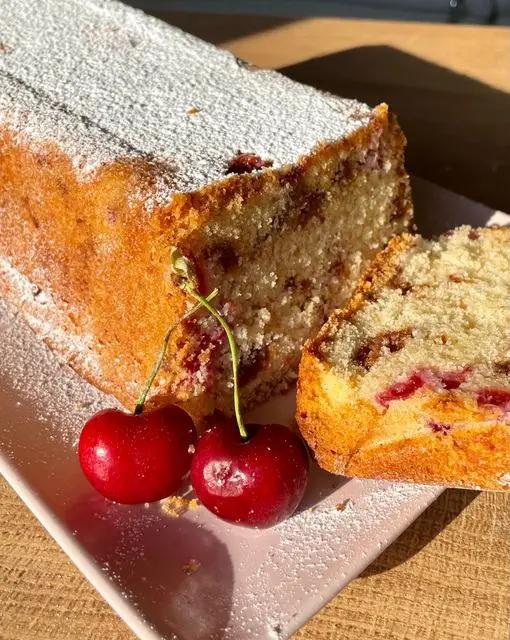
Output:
(0, 289), (440, 639)
(226, 480), (437, 637)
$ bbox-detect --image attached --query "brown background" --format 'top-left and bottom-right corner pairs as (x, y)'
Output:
(1, 14), (510, 640)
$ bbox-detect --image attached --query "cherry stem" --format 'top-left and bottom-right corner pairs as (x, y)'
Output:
(134, 289), (219, 416)
(185, 286), (248, 441)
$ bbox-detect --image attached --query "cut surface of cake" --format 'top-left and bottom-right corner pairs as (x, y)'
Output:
(0, 0), (412, 418)
(297, 226), (510, 490)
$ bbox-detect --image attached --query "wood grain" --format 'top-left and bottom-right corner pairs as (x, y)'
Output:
(1, 477), (508, 640)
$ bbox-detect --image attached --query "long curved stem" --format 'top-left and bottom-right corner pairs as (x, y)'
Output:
(185, 287), (248, 440)
(134, 289), (219, 415)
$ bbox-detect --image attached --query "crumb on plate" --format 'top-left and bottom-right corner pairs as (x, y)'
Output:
(183, 558), (201, 575)
(161, 495), (199, 518)
(335, 498), (352, 512)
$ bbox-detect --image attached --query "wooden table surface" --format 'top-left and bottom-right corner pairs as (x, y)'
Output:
(1, 13), (509, 640)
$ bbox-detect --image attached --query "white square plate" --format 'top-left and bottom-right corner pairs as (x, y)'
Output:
(1, 178), (506, 640)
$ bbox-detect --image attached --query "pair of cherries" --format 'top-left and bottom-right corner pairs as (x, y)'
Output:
(78, 250), (308, 528)
(79, 408), (308, 528)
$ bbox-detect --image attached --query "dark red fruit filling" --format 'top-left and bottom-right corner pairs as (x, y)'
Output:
(427, 420), (453, 435)
(376, 372), (425, 408)
(182, 325), (226, 390)
(496, 361), (510, 375)
(226, 153), (273, 175)
(296, 191), (325, 226)
(238, 345), (269, 386)
(202, 242), (239, 272)
(376, 366), (471, 408)
(333, 156), (358, 183)
(355, 328), (412, 370)
(448, 273), (465, 283)
(477, 388), (510, 411)
(279, 165), (303, 186)
(438, 366), (471, 390)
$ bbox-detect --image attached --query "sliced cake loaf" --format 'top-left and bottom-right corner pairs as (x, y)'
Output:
(0, 0), (411, 418)
(297, 226), (510, 490)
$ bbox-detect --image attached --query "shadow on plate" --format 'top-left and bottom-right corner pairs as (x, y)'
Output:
(66, 492), (234, 640)
(410, 176), (504, 236)
(280, 45), (510, 214)
(361, 488), (479, 576)
(296, 461), (349, 514)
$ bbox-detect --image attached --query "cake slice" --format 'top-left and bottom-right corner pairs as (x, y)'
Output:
(0, 0), (411, 419)
(297, 226), (510, 490)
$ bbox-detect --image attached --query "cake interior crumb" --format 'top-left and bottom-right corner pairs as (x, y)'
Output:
(180, 126), (411, 414)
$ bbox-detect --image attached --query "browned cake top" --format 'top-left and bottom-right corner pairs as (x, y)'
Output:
(0, 0), (373, 208)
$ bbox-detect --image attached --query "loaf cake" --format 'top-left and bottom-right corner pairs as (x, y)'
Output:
(0, 0), (412, 418)
(297, 226), (510, 490)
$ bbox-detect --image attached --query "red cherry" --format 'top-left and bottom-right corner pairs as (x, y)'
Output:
(190, 417), (309, 528)
(78, 406), (197, 504)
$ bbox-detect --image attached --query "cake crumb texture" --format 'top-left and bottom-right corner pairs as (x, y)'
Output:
(0, 0), (412, 417)
(161, 495), (199, 518)
(298, 226), (510, 490)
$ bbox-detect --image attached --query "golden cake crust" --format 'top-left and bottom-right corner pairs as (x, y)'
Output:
(0, 103), (411, 420)
(297, 228), (510, 491)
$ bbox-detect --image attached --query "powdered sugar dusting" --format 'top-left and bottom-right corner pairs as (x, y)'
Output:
(0, 0), (372, 205)
(0, 176), (499, 639)
(0, 288), (440, 639)
(0, 294), (116, 446)
(0, 256), (102, 379)
(226, 479), (438, 637)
